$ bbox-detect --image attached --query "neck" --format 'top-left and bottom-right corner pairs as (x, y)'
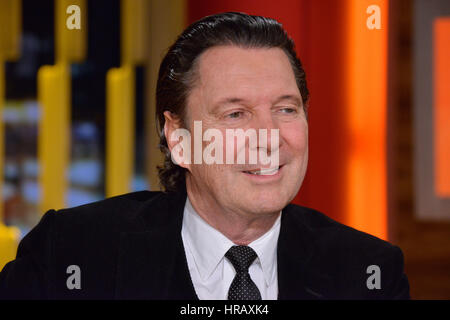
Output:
(185, 179), (280, 245)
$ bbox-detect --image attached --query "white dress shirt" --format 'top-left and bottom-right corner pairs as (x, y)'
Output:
(181, 196), (281, 300)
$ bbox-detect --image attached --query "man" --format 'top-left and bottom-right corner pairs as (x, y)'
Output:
(0, 12), (409, 299)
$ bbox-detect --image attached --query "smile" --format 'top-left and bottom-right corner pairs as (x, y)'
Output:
(243, 166), (281, 176)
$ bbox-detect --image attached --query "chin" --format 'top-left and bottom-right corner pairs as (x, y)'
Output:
(247, 191), (289, 214)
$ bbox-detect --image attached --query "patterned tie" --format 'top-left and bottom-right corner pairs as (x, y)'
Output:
(225, 245), (262, 300)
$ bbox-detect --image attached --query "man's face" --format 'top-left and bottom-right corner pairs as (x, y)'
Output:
(176, 45), (308, 217)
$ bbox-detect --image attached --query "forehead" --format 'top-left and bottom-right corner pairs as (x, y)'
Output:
(190, 45), (300, 106)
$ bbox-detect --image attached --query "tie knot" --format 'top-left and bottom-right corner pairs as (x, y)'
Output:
(225, 245), (258, 273)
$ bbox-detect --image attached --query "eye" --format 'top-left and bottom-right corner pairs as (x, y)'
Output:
(227, 111), (244, 119)
(279, 107), (297, 114)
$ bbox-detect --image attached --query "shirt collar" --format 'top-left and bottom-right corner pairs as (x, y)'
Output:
(182, 196), (281, 286)
(248, 214), (281, 287)
(182, 197), (234, 281)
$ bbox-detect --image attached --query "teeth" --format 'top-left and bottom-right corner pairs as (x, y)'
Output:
(246, 167), (279, 176)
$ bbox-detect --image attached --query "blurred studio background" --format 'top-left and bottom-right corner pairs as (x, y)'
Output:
(0, 0), (449, 299)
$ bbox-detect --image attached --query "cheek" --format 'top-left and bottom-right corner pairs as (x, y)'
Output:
(282, 122), (308, 154)
(190, 163), (231, 186)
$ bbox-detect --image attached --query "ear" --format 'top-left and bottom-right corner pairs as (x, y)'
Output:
(163, 111), (191, 171)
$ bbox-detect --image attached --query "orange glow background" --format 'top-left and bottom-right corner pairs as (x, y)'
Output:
(434, 18), (450, 198)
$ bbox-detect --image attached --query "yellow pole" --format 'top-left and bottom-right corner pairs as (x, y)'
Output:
(0, 0), (21, 61)
(146, 0), (186, 190)
(38, 0), (86, 213)
(55, 0), (87, 64)
(121, 0), (149, 66)
(106, 0), (149, 197)
(38, 64), (71, 213)
(106, 66), (135, 196)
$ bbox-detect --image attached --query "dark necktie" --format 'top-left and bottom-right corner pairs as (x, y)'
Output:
(225, 245), (262, 300)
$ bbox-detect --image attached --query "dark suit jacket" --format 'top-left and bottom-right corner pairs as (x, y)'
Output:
(0, 190), (410, 299)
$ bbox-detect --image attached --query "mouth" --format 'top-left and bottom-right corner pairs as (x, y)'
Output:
(243, 165), (283, 176)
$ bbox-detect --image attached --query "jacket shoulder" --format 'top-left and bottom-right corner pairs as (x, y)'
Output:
(52, 191), (163, 232)
(283, 204), (410, 299)
(285, 204), (395, 252)
(0, 191), (166, 299)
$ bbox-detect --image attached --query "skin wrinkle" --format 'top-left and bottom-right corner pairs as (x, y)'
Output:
(165, 46), (309, 245)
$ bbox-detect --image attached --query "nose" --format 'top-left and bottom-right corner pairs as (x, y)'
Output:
(249, 109), (281, 162)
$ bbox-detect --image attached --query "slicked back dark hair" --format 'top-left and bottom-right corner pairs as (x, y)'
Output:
(156, 12), (309, 192)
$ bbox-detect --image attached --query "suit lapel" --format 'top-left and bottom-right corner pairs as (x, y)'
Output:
(277, 204), (335, 300)
(115, 190), (198, 300)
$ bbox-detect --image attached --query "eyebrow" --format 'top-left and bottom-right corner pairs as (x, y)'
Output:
(210, 97), (249, 115)
(212, 94), (303, 112)
(273, 94), (303, 107)
(215, 97), (248, 106)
